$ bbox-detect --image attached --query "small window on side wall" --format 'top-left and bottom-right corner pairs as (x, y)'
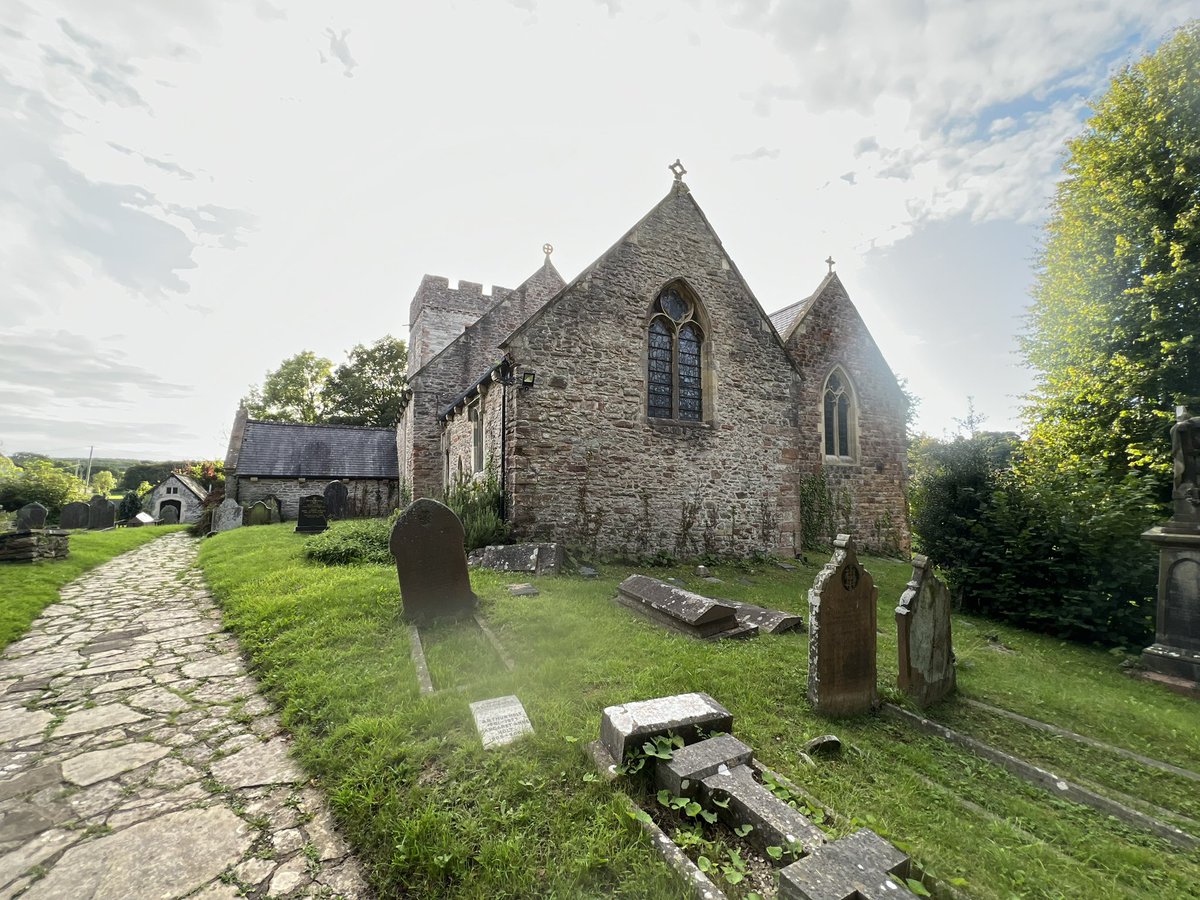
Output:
(822, 369), (855, 461)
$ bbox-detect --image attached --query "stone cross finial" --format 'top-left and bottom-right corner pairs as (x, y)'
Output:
(669, 159), (687, 182)
(826, 255), (836, 274)
(542, 242), (554, 259)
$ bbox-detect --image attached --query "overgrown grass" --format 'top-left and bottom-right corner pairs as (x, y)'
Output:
(198, 524), (1200, 899)
(0, 526), (189, 649)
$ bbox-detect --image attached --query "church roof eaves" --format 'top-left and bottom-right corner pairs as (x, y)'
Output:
(437, 362), (503, 422)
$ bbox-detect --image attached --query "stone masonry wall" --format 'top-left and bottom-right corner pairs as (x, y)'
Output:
(147, 478), (205, 524)
(443, 380), (506, 487)
(502, 186), (805, 558)
(233, 477), (400, 520)
(784, 277), (910, 554)
(407, 276), (510, 375)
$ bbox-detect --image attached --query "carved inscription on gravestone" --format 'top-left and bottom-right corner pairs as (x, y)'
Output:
(808, 534), (878, 716)
(388, 499), (477, 624)
(60, 501), (89, 530)
(896, 555), (956, 707)
(323, 480), (349, 520)
(469, 695), (534, 749)
(295, 494), (328, 534)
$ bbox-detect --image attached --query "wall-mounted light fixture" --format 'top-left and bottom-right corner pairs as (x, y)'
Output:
(521, 371), (536, 387)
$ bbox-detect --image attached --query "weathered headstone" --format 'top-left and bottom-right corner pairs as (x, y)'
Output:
(264, 496), (282, 524)
(896, 554), (956, 707)
(247, 501), (271, 526)
(388, 499), (478, 624)
(469, 695), (534, 749)
(468, 543), (565, 575)
(597, 692), (732, 765)
(87, 495), (116, 530)
(323, 480), (349, 520)
(616, 574), (753, 639)
(15, 502), (47, 531)
(779, 828), (915, 900)
(295, 494), (328, 534)
(1142, 407), (1200, 690)
(60, 501), (89, 530)
(160, 505), (179, 525)
(212, 498), (244, 533)
(808, 534), (878, 716)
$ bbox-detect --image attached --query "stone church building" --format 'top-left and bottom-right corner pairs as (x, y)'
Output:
(397, 168), (909, 557)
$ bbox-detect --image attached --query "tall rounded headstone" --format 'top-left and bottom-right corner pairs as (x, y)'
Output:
(247, 501), (271, 526)
(324, 480), (349, 520)
(808, 534), (878, 716)
(87, 495), (116, 530)
(60, 501), (90, 530)
(388, 499), (478, 624)
(895, 554), (956, 708)
(15, 502), (47, 531)
(212, 498), (244, 533)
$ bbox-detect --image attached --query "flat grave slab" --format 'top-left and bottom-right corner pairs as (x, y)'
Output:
(616, 575), (756, 640)
(599, 692), (732, 764)
(469, 695), (533, 749)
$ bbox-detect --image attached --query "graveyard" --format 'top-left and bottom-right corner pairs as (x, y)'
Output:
(196, 523), (1200, 899)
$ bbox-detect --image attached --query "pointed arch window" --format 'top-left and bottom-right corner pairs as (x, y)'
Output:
(647, 284), (705, 421)
(823, 370), (856, 461)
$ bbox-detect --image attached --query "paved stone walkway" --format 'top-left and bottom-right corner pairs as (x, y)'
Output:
(0, 533), (370, 899)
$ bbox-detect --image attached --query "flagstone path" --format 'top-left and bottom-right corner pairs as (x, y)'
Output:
(0, 532), (369, 899)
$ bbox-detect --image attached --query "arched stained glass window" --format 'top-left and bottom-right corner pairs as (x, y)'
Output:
(647, 285), (705, 421)
(823, 370), (855, 460)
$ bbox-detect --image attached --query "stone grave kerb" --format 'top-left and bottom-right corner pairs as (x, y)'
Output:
(389, 499), (478, 624)
(895, 554), (956, 708)
(808, 534), (878, 716)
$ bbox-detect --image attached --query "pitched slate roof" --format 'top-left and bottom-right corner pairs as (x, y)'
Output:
(171, 473), (209, 500)
(234, 421), (399, 478)
(768, 272), (836, 339)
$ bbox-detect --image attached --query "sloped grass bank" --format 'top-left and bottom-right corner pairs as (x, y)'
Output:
(0, 526), (189, 649)
(198, 524), (1200, 899)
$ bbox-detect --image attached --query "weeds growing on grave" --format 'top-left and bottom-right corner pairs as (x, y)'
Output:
(198, 523), (1200, 900)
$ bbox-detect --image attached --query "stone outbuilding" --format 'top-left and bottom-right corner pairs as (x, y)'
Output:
(397, 167), (910, 558)
(147, 473), (208, 524)
(224, 415), (401, 520)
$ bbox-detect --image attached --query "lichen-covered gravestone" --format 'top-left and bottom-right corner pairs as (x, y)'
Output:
(388, 499), (478, 624)
(60, 501), (89, 530)
(15, 502), (47, 530)
(160, 505), (179, 525)
(323, 480), (349, 520)
(87, 495), (116, 530)
(808, 534), (878, 716)
(247, 501), (271, 526)
(212, 498), (244, 533)
(896, 555), (956, 707)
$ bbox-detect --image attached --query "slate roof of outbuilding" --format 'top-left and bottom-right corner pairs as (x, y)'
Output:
(234, 421), (399, 478)
(171, 473), (209, 500)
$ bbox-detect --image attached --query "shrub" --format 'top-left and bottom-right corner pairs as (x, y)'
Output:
(304, 518), (394, 566)
(443, 463), (509, 551)
(118, 491), (142, 520)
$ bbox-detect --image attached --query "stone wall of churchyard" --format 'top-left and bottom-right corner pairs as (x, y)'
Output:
(784, 277), (910, 554)
(233, 477), (400, 520)
(443, 380), (506, 487)
(147, 479), (205, 523)
(502, 186), (805, 558)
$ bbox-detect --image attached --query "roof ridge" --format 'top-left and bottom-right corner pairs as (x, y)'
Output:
(244, 419), (395, 432)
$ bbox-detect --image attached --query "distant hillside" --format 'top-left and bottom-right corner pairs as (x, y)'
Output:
(8, 453), (192, 490)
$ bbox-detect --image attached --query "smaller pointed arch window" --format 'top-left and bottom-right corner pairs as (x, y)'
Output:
(647, 284), (705, 421)
(823, 369), (856, 461)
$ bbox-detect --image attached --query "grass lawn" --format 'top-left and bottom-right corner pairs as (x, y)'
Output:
(197, 524), (1200, 899)
(0, 526), (189, 650)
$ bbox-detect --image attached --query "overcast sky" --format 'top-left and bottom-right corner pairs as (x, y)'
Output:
(1, 1), (1193, 462)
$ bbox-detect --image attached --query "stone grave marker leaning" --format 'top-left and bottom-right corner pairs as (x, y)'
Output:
(895, 554), (956, 707)
(60, 501), (89, 530)
(212, 498), (244, 533)
(15, 502), (47, 531)
(87, 495), (116, 530)
(808, 534), (878, 716)
(388, 498), (478, 624)
(1141, 406), (1200, 692)
(295, 494), (328, 534)
(323, 480), (349, 520)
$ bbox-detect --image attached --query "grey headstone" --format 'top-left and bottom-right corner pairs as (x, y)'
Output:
(388, 499), (477, 624)
(294, 494), (328, 534)
(247, 501), (271, 526)
(264, 496), (282, 524)
(578, 565), (598, 578)
(470, 543), (565, 575)
(803, 734), (842, 757)
(60, 501), (89, 530)
(212, 498), (244, 533)
(599, 692), (732, 764)
(160, 505), (179, 525)
(15, 502), (47, 530)
(323, 480), (349, 520)
(779, 828), (916, 900)
(693, 565), (710, 577)
(808, 534), (878, 716)
(469, 695), (534, 749)
(701, 763), (828, 856)
(896, 555), (956, 707)
(722, 598), (805, 634)
(616, 574), (754, 640)
(87, 495), (116, 530)
(656, 732), (753, 798)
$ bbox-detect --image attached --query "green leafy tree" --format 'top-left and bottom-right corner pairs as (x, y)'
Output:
(242, 351), (334, 423)
(120, 462), (187, 492)
(90, 470), (117, 497)
(322, 336), (409, 426)
(1022, 22), (1200, 490)
(118, 491), (143, 519)
(0, 454), (18, 482)
(0, 460), (88, 513)
(177, 460), (224, 491)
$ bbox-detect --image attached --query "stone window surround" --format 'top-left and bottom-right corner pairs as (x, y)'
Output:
(644, 279), (714, 425)
(820, 365), (859, 465)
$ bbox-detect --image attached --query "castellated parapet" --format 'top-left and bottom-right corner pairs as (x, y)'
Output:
(408, 275), (512, 374)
